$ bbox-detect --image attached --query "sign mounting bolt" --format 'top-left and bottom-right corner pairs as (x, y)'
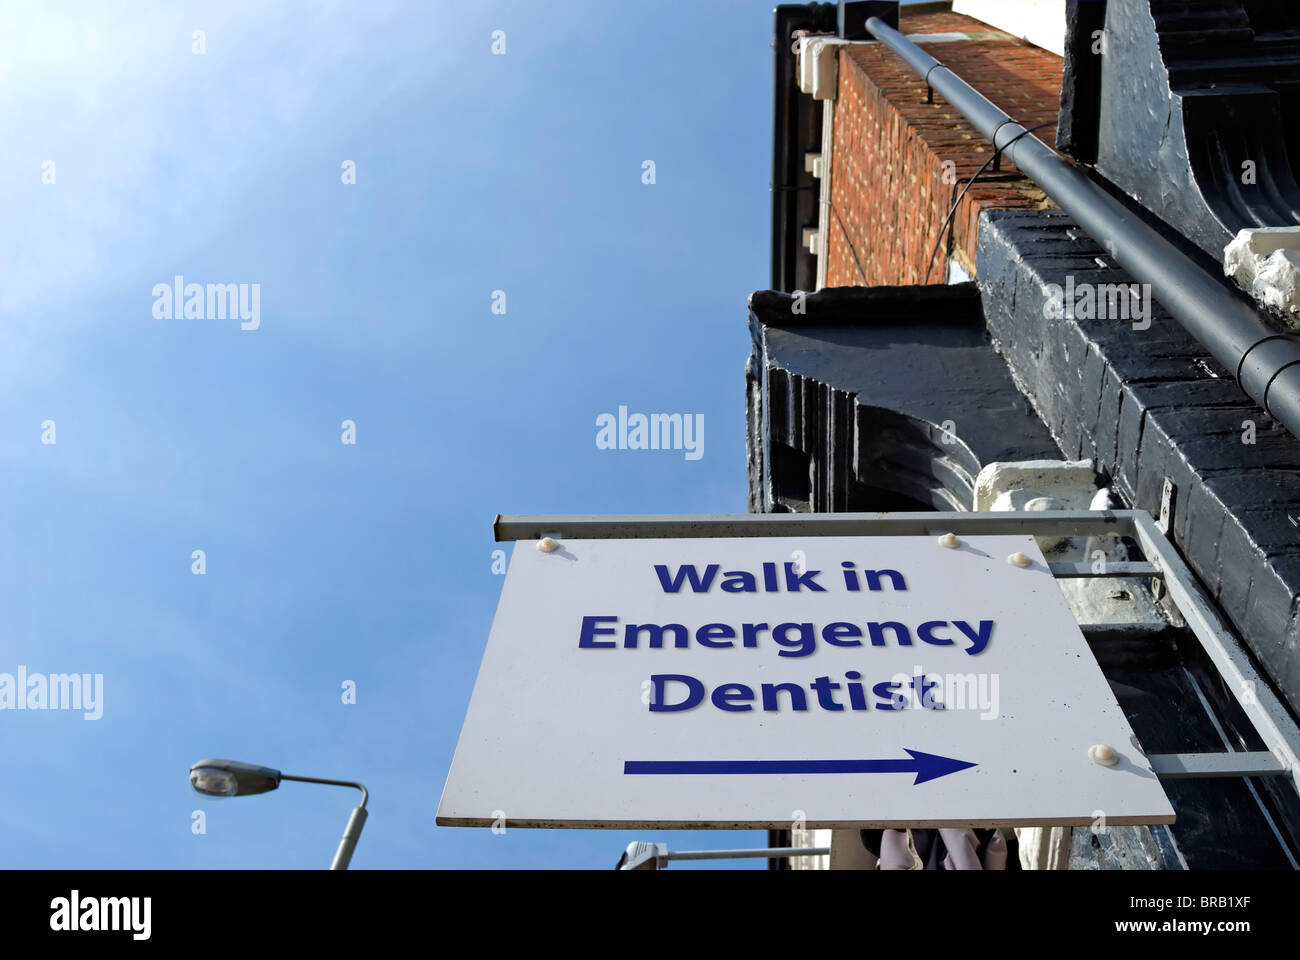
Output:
(1089, 744), (1119, 766)
(537, 537), (559, 553)
(1158, 477), (1175, 534)
(937, 532), (961, 549)
(1007, 551), (1031, 568)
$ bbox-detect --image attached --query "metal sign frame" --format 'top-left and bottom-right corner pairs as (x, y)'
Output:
(493, 510), (1300, 795)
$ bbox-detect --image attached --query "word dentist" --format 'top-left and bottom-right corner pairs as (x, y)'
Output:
(578, 560), (995, 713)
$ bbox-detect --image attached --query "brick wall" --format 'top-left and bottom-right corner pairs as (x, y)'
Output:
(825, 10), (1062, 286)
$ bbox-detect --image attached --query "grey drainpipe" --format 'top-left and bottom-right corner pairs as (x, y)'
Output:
(864, 15), (1300, 441)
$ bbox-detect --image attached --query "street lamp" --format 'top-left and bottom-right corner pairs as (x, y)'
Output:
(189, 758), (369, 870)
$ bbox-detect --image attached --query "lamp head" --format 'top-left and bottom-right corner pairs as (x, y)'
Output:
(617, 841), (668, 870)
(189, 758), (282, 798)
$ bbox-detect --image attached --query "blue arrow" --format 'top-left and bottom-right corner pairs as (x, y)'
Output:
(623, 749), (977, 785)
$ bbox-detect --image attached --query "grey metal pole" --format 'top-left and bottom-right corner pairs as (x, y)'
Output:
(666, 847), (830, 861)
(330, 806), (369, 870)
(863, 16), (1300, 441)
(281, 774), (369, 871)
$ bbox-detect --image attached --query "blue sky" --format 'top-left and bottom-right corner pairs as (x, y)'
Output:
(0, 0), (776, 868)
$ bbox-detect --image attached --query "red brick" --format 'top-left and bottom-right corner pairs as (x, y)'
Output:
(825, 10), (1060, 286)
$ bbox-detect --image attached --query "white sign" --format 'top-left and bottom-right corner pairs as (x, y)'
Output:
(438, 534), (1174, 829)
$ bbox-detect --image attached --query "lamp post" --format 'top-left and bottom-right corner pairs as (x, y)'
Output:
(189, 758), (369, 870)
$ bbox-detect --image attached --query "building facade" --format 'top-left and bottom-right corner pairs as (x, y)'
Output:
(753, 0), (1300, 868)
